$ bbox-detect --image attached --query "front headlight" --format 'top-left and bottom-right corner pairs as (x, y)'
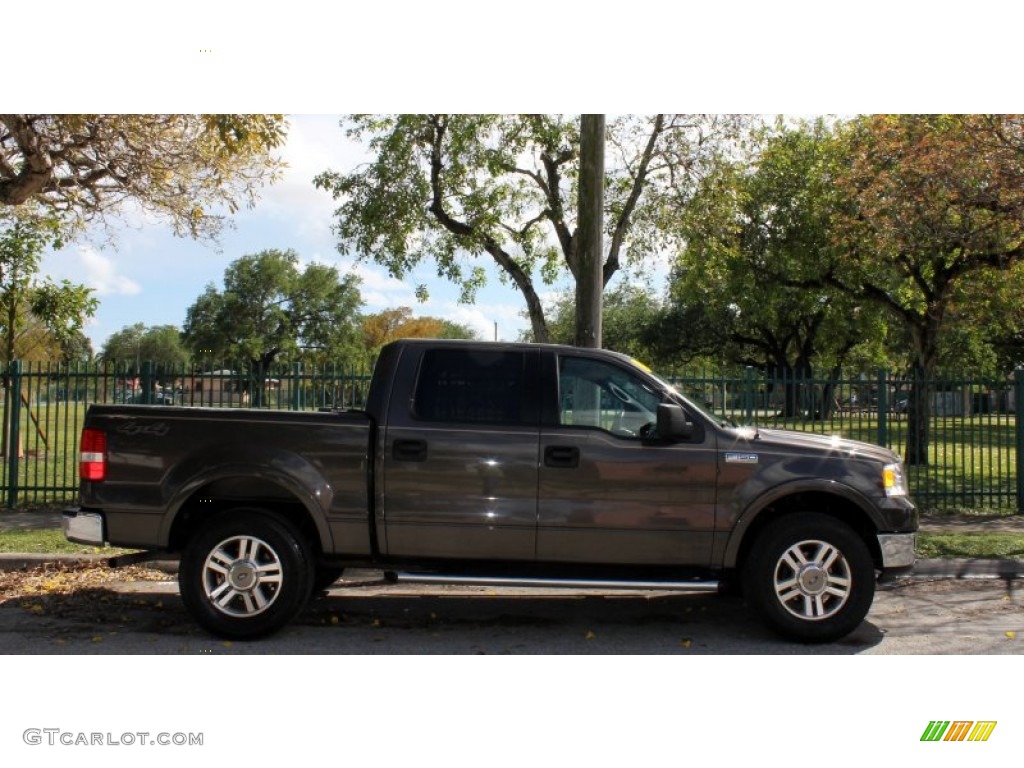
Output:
(883, 462), (907, 497)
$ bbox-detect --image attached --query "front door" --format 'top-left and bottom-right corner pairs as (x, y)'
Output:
(537, 353), (718, 567)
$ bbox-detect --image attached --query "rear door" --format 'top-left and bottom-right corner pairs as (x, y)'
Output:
(379, 345), (540, 561)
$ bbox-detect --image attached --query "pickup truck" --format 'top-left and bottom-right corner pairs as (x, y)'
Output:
(63, 339), (917, 642)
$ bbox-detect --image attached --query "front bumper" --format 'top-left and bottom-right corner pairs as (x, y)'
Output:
(877, 532), (916, 569)
(62, 509), (105, 546)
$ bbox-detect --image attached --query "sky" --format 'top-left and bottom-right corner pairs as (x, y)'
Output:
(39, 114), (544, 351)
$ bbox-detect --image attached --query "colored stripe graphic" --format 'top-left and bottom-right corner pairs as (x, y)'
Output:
(945, 721), (974, 741)
(968, 722), (997, 741)
(920, 721), (996, 742)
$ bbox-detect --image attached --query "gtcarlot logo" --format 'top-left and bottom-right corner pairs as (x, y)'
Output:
(23, 729), (203, 747)
(920, 721), (997, 742)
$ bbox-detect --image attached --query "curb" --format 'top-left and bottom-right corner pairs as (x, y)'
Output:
(908, 558), (1024, 579)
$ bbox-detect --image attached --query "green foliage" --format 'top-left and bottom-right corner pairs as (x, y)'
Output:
(537, 282), (667, 364)
(101, 323), (190, 371)
(182, 249), (363, 370)
(666, 120), (889, 376)
(0, 214), (97, 363)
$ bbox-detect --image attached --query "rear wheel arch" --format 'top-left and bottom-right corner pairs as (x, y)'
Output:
(165, 475), (331, 559)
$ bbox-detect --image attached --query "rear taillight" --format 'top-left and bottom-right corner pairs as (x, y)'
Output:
(80, 428), (107, 482)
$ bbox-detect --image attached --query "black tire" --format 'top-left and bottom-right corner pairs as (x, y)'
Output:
(312, 566), (345, 594)
(742, 513), (875, 643)
(179, 509), (315, 639)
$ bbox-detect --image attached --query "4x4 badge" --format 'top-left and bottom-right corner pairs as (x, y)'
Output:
(725, 452), (758, 464)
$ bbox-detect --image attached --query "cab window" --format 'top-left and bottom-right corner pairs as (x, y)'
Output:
(557, 356), (661, 437)
(413, 349), (527, 425)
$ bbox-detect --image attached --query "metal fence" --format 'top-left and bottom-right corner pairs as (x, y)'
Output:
(2, 360), (1023, 513)
(668, 367), (1024, 513)
(1, 360), (373, 508)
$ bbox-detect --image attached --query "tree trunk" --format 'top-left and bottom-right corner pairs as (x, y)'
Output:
(905, 369), (932, 466)
(904, 320), (941, 466)
(574, 114), (605, 349)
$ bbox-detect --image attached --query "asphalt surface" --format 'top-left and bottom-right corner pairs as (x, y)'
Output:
(1, 508), (1022, 579)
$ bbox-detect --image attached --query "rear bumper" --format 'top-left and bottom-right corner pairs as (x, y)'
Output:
(877, 532), (916, 569)
(62, 509), (105, 546)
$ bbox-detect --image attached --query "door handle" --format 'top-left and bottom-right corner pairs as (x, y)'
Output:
(544, 445), (580, 468)
(393, 439), (428, 462)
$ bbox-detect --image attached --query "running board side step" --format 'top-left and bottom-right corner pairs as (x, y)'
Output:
(385, 572), (720, 593)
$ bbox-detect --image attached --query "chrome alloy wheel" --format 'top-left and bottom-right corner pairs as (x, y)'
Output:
(772, 539), (852, 621)
(201, 535), (284, 617)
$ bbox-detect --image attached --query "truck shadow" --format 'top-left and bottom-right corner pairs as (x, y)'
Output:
(0, 582), (886, 653)
(299, 588), (886, 653)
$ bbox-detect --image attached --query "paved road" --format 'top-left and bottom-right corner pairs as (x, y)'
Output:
(1, 567), (1022, 654)
(2, 509), (1023, 653)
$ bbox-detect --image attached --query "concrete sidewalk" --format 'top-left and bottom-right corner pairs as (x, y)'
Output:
(1, 509), (1022, 579)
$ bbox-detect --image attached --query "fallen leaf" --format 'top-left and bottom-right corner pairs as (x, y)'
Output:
(680, 639), (692, 648)
(585, 630), (596, 640)
(1006, 631), (1017, 640)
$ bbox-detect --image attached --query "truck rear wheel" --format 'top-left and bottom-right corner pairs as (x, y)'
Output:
(742, 513), (875, 643)
(179, 510), (314, 639)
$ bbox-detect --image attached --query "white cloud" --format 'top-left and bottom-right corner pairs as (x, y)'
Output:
(243, 115), (368, 247)
(47, 246), (142, 296)
(347, 264), (418, 308)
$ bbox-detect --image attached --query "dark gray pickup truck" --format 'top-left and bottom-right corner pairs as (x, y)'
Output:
(64, 339), (917, 642)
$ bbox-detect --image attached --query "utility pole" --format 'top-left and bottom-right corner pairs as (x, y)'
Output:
(575, 114), (604, 349)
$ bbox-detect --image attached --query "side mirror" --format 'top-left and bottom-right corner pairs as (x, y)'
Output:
(657, 403), (693, 441)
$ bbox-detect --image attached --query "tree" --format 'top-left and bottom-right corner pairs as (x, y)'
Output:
(667, 121), (889, 415)
(101, 323), (190, 371)
(0, 215), (97, 365)
(541, 283), (665, 365)
(315, 114), (744, 343)
(182, 249), (363, 375)
(0, 214), (96, 458)
(0, 115), (286, 239)
(360, 306), (477, 364)
(826, 115), (1024, 463)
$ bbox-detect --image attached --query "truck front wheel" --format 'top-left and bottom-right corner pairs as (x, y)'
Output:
(179, 510), (314, 639)
(743, 513), (875, 643)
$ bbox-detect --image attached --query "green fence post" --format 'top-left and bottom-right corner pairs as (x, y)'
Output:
(7, 360), (22, 509)
(744, 366), (755, 423)
(876, 369), (889, 448)
(140, 361), (154, 405)
(291, 362), (303, 411)
(1016, 368), (1024, 514)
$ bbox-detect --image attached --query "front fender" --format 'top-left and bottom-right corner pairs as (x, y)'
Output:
(721, 478), (883, 569)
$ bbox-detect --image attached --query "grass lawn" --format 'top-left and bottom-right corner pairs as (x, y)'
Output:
(0, 529), (128, 555)
(915, 532), (1024, 559)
